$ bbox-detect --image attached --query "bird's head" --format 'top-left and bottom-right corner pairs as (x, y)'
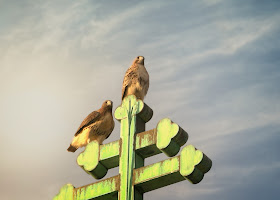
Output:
(133, 56), (144, 65)
(102, 100), (113, 111)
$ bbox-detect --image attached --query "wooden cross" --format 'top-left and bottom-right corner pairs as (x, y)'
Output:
(54, 95), (212, 200)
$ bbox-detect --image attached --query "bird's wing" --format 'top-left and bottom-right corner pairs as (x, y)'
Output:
(139, 66), (149, 95)
(74, 111), (101, 136)
(105, 119), (115, 139)
(122, 67), (137, 99)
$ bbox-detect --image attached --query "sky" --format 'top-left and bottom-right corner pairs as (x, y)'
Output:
(0, 0), (280, 199)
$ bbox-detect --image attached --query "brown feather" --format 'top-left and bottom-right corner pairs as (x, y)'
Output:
(74, 111), (101, 136)
(121, 56), (149, 100)
(67, 100), (114, 152)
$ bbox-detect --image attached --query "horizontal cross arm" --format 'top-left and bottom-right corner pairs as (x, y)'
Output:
(54, 144), (212, 199)
(77, 118), (188, 179)
(75, 175), (119, 200)
(54, 176), (119, 200)
(133, 145), (212, 193)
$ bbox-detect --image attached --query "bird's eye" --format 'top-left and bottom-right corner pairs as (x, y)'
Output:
(137, 56), (139, 59)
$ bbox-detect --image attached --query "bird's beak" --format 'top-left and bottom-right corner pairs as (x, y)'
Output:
(138, 56), (144, 64)
(107, 101), (112, 106)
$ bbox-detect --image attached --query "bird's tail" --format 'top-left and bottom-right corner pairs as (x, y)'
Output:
(67, 144), (77, 152)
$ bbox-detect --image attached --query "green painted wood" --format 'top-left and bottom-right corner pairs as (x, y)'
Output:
(180, 145), (212, 184)
(75, 175), (119, 200)
(135, 129), (160, 159)
(53, 184), (74, 200)
(114, 95), (149, 200)
(77, 139), (120, 179)
(77, 140), (107, 179)
(54, 176), (119, 200)
(136, 102), (153, 123)
(54, 95), (213, 200)
(157, 118), (188, 157)
(53, 144), (212, 199)
(134, 156), (182, 193)
(100, 140), (120, 169)
(75, 117), (188, 181)
(133, 145), (212, 193)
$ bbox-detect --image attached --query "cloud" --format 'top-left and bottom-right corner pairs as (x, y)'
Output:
(1, 0), (280, 200)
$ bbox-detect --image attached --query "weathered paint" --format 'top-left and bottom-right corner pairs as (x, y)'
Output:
(180, 145), (212, 184)
(135, 129), (156, 150)
(77, 141), (99, 171)
(77, 140), (107, 179)
(133, 145), (212, 192)
(53, 184), (74, 200)
(54, 144), (212, 200)
(135, 156), (179, 183)
(156, 118), (188, 157)
(133, 156), (183, 193)
(75, 118), (187, 180)
(75, 175), (119, 200)
(100, 140), (120, 161)
(135, 129), (160, 159)
(54, 95), (212, 200)
(100, 140), (120, 169)
(115, 95), (146, 200)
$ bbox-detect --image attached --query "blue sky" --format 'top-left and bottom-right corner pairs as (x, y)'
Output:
(0, 0), (279, 199)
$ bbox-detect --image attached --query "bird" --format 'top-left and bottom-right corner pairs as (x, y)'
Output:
(121, 56), (149, 101)
(67, 100), (115, 152)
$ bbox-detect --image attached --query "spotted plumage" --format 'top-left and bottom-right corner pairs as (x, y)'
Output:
(122, 56), (149, 101)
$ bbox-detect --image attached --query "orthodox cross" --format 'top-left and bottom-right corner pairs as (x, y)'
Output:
(54, 95), (212, 200)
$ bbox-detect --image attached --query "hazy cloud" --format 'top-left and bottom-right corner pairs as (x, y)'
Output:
(0, 0), (279, 199)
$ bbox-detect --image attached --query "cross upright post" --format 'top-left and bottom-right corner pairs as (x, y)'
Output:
(115, 95), (153, 200)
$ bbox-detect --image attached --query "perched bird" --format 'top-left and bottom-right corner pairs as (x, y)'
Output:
(67, 100), (115, 152)
(122, 56), (149, 101)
